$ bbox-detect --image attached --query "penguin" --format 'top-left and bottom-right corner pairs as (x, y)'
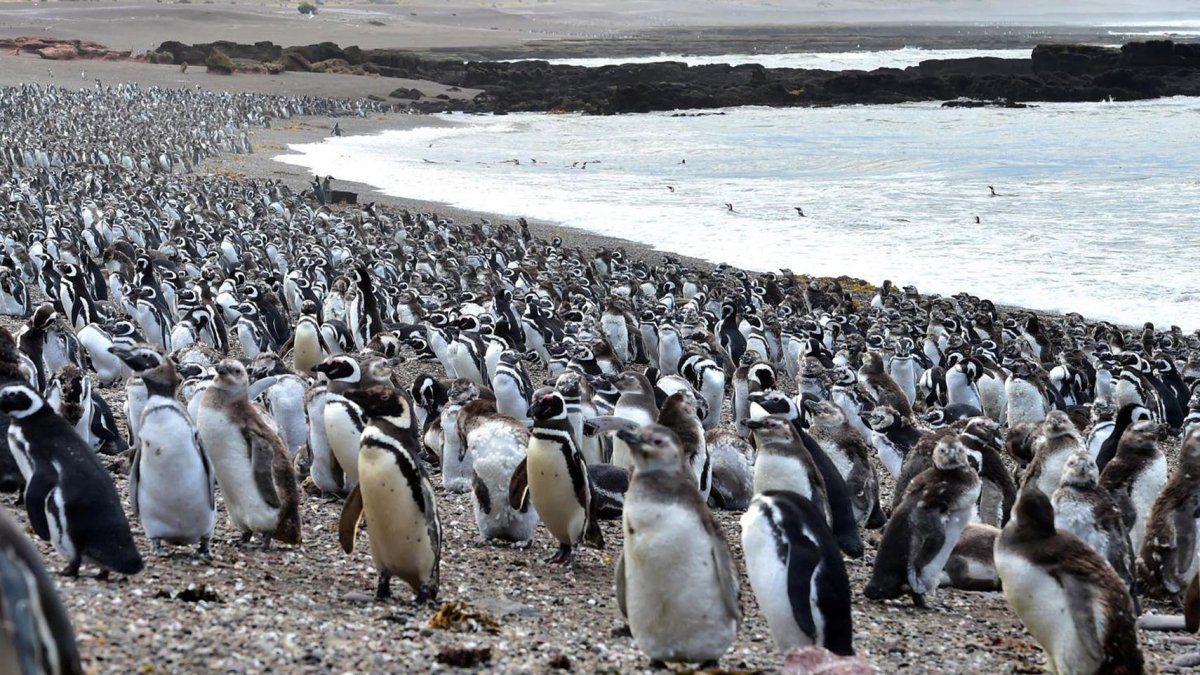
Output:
(705, 428), (754, 511)
(491, 349), (532, 424)
(1084, 398), (1117, 461)
(338, 386), (440, 602)
(1052, 451), (1139, 607)
(803, 399), (884, 529)
(1138, 429), (1200, 601)
(958, 416), (1016, 528)
(615, 424), (740, 668)
(862, 405), (921, 480)
(248, 353), (309, 459)
(311, 354), (377, 491)
(858, 351), (912, 418)
(438, 379), (487, 492)
(464, 408), (539, 546)
(1096, 403), (1152, 471)
(110, 344), (216, 558)
(994, 487), (1145, 675)
(864, 436), (980, 607)
(0, 509), (83, 675)
(1100, 419), (1167, 554)
(0, 384), (143, 578)
(939, 523), (1002, 592)
(656, 390), (711, 502)
(289, 300), (325, 374)
(509, 388), (602, 568)
(196, 360), (302, 549)
(741, 490), (854, 655)
(1006, 360), (1048, 426)
(608, 370), (659, 471)
(77, 322), (131, 386)
(303, 381), (344, 495)
(1023, 410), (1085, 498)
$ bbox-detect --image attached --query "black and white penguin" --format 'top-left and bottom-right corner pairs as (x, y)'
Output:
(248, 353), (309, 459)
(862, 405), (921, 480)
(111, 344), (216, 558)
(462, 406), (539, 545)
(0, 384), (143, 577)
(995, 487), (1145, 674)
(803, 399), (884, 528)
(509, 388), (602, 568)
(288, 300), (325, 375)
(705, 428), (754, 511)
(741, 490), (854, 655)
(858, 351), (912, 418)
(1084, 397), (1117, 460)
(1052, 451), (1139, 606)
(1095, 402), (1152, 471)
(0, 509), (83, 675)
(615, 424), (740, 668)
(1139, 429), (1200, 601)
(608, 370), (659, 471)
(196, 360), (302, 549)
(338, 385), (440, 602)
(864, 436), (980, 607)
(1005, 359), (1048, 426)
(1100, 419), (1168, 554)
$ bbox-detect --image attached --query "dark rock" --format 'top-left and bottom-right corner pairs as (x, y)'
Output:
(389, 87), (423, 99)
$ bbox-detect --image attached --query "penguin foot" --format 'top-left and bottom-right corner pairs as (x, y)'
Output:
(95, 569), (110, 581)
(544, 544), (574, 568)
(257, 532), (273, 550)
(910, 591), (929, 609)
(648, 659), (668, 670)
(152, 539), (168, 557)
(59, 558), (81, 578)
(414, 583), (437, 605)
(698, 660), (720, 670)
(235, 532), (255, 549)
(513, 538), (533, 550)
(376, 574), (392, 601)
(196, 537), (213, 562)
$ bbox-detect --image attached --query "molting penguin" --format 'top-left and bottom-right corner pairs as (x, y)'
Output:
(1095, 403), (1152, 472)
(741, 490), (854, 655)
(0, 384), (143, 577)
(995, 487), (1145, 675)
(465, 407), (539, 546)
(1100, 419), (1168, 554)
(615, 424), (740, 668)
(1023, 410), (1085, 498)
(939, 523), (1002, 592)
(864, 436), (980, 607)
(705, 428), (754, 511)
(1052, 451), (1139, 607)
(1139, 429), (1200, 601)
(509, 388), (602, 569)
(196, 360), (302, 549)
(803, 399), (884, 529)
(339, 386), (440, 602)
(0, 509), (83, 675)
(858, 351), (912, 418)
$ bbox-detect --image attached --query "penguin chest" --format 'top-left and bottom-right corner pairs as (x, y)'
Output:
(1053, 497), (1106, 556)
(197, 410), (279, 531)
(324, 397), (363, 484)
(741, 506), (820, 652)
(359, 448), (436, 582)
(1129, 457), (1168, 547)
(527, 437), (586, 545)
(137, 407), (215, 541)
(601, 314), (629, 359)
(623, 501), (735, 661)
(754, 453), (815, 501)
(293, 326), (322, 374)
(994, 549), (1101, 675)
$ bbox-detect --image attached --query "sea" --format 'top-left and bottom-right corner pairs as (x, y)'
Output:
(503, 46), (1033, 70)
(277, 51), (1200, 330)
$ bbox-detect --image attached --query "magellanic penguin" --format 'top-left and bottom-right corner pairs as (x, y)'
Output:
(196, 360), (302, 549)
(705, 428), (755, 512)
(0, 509), (83, 675)
(464, 408), (539, 546)
(741, 490), (854, 655)
(339, 386), (440, 602)
(864, 436), (980, 607)
(509, 388), (603, 569)
(110, 344), (216, 558)
(995, 487), (1145, 675)
(1139, 429), (1200, 601)
(803, 399), (884, 529)
(0, 384), (143, 578)
(1052, 451), (1139, 609)
(615, 424), (740, 668)
(939, 523), (1002, 592)
(608, 371), (659, 472)
(1100, 420), (1168, 554)
(858, 351), (912, 418)
(1023, 410), (1085, 498)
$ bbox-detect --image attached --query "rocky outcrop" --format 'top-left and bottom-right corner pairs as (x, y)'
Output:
(0, 37), (128, 60)
(205, 48), (235, 75)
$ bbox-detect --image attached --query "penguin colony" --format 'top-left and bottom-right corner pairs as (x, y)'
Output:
(0, 81), (1199, 672)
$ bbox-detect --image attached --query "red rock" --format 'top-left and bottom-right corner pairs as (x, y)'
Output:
(36, 45), (78, 60)
(782, 646), (880, 675)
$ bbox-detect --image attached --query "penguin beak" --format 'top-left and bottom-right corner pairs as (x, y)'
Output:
(743, 418), (766, 430)
(615, 428), (641, 446)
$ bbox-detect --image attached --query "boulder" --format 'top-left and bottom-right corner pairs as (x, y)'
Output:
(35, 44), (78, 60)
(205, 48), (235, 75)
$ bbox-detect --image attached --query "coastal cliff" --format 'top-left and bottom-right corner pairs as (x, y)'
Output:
(152, 39), (1200, 114)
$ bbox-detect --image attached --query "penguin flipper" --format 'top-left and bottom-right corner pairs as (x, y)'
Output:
(128, 446), (141, 517)
(507, 457), (530, 511)
(907, 507), (947, 595)
(23, 469), (54, 541)
(614, 550), (628, 619)
(236, 433), (277, 514)
(198, 433), (216, 511)
(1185, 572), (1200, 633)
(784, 536), (821, 640)
(338, 485), (364, 554)
(1060, 573), (1105, 658)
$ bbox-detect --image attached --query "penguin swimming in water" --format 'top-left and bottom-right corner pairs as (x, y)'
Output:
(196, 360), (302, 549)
(741, 489), (854, 655)
(995, 486), (1145, 675)
(865, 436), (980, 607)
(616, 424), (740, 668)
(339, 385), (440, 602)
(0, 509), (83, 675)
(0, 384), (143, 578)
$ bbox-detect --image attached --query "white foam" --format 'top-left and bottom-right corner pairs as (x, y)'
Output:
(505, 47), (1033, 70)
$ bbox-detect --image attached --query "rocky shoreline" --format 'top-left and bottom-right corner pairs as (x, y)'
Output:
(144, 38), (1200, 114)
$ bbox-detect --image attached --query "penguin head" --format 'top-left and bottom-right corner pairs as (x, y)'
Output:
(1123, 419), (1167, 447)
(529, 388), (566, 421)
(616, 423), (683, 473)
(933, 437), (971, 471)
(311, 355), (359, 383)
(742, 414), (793, 442)
(1058, 451), (1099, 489)
(864, 406), (898, 432)
(108, 343), (164, 373)
(1040, 410), (1078, 440)
(212, 359), (249, 392)
(343, 385), (409, 421)
(0, 384), (43, 418)
(802, 398), (845, 429)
